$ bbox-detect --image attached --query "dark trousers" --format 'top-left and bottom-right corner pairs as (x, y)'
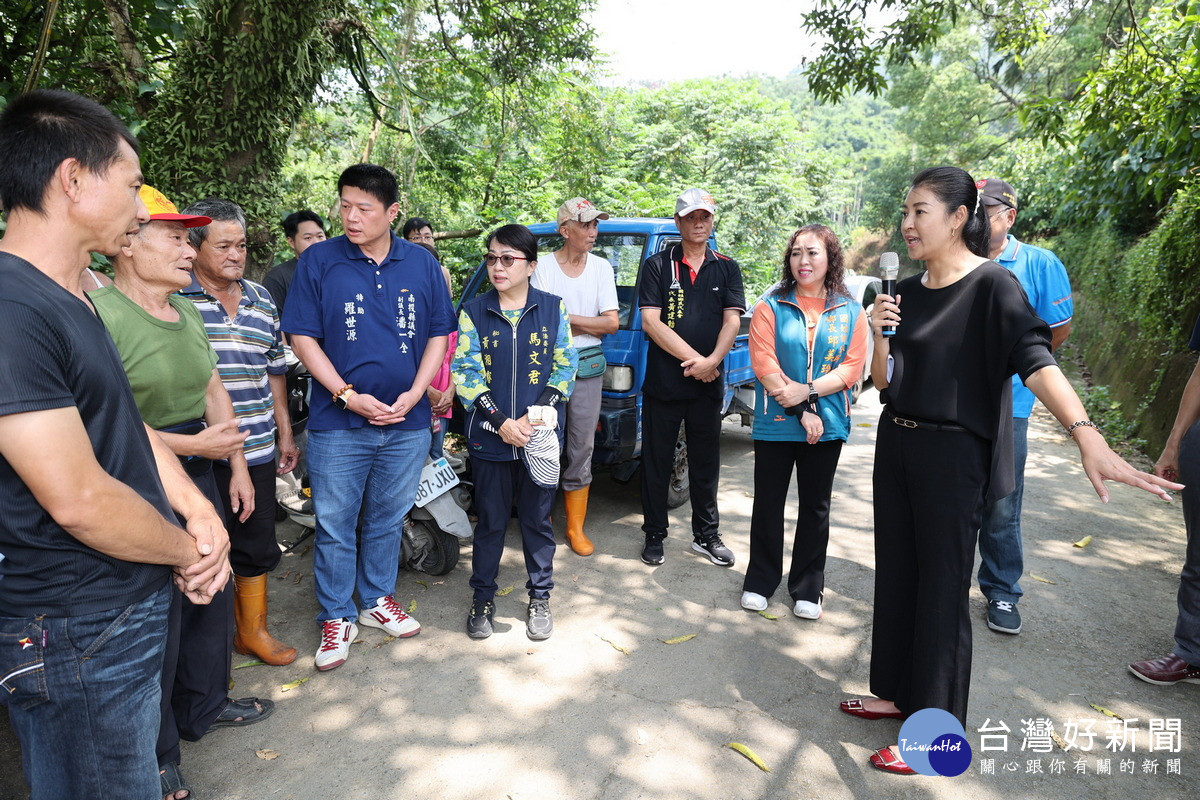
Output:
(1175, 421), (1200, 664)
(869, 415), (989, 726)
(640, 393), (722, 539)
(157, 468), (235, 767)
(469, 457), (556, 602)
(744, 438), (844, 603)
(214, 460), (282, 576)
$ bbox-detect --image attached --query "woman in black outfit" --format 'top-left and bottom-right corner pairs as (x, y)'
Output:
(841, 166), (1180, 775)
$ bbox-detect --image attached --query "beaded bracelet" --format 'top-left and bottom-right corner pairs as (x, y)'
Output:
(1065, 420), (1099, 438)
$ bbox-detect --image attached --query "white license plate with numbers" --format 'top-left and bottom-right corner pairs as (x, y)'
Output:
(413, 457), (460, 508)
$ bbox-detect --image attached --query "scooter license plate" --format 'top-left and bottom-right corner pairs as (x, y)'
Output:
(413, 457), (460, 508)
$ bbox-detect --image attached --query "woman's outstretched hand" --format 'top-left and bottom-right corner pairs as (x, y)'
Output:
(1076, 428), (1184, 502)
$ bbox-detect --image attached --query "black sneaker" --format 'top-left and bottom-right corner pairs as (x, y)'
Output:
(986, 599), (1021, 634)
(467, 600), (494, 639)
(692, 533), (734, 567)
(526, 598), (553, 640)
(641, 535), (665, 566)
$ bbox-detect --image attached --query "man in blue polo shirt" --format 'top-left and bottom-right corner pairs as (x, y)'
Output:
(976, 178), (1074, 636)
(284, 164), (455, 671)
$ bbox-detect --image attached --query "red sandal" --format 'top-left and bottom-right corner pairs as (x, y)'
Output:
(870, 746), (916, 775)
(840, 698), (905, 720)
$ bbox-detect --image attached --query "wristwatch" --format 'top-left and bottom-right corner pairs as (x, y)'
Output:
(808, 382), (819, 406)
(332, 384), (356, 410)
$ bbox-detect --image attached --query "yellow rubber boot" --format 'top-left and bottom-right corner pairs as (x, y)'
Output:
(563, 487), (594, 556)
(233, 574), (298, 666)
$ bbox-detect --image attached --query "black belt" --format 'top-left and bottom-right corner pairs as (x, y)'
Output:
(156, 418), (214, 477)
(885, 409), (968, 433)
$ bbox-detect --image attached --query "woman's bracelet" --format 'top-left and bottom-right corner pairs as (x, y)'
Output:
(1065, 419), (1099, 438)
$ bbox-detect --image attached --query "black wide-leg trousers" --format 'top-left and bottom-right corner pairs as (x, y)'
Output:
(869, 414), (989, 726)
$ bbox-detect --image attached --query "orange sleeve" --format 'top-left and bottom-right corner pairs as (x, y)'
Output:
(829, 307), (868, 390)
(749, 301), (783, 380)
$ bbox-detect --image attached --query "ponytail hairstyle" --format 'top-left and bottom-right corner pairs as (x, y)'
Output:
(908, 166), (990, 258)
(774, 224), (850, 300)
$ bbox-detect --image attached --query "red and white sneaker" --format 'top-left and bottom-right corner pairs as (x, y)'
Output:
(358, 595), (421, 638)
(314, 618), (358, 671)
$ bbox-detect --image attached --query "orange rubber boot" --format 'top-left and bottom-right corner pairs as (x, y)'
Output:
(564, 487), (594, 556)
(232, 574), (298, 666)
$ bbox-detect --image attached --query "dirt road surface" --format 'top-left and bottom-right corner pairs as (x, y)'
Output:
(4, 387), (1198, 798)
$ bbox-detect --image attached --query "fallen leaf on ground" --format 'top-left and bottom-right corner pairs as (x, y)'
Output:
(726, 742), (770, 772)
(1051, 731), (1069, 750)
(415, 580), (429, 590)
(256, 749), (280, 760)
(1088, 701), (1123, 720)
(757, 610), (779, 620)
(660, 633), (697, 645)
(406, 599), (417, 614)
(1073, 535), (1092, 548)
(233, 659), (265, 670)
(496, 585), (515, 597)
(280, 677), (310, 692)
(1029, 573), (1057, 584)
(599, 636), (631, 655)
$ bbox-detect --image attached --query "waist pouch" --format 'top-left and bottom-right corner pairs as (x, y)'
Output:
(576, 345), (607, 380)
(157, 418), (213, 477)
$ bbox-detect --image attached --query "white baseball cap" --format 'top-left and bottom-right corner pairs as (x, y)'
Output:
(675, 188), (716, 217)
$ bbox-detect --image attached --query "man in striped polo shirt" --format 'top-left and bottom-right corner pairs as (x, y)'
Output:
(180, 198), (301, 666)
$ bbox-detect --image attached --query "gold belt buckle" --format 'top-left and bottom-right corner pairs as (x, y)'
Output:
(893, 415), (917, 429)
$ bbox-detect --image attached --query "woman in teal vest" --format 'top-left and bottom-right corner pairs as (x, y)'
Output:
(741, 225), (867, 619)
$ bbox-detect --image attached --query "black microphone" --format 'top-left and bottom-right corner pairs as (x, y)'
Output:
(880, 251), (899, 337)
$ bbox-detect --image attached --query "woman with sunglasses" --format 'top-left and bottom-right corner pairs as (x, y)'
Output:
(452, 225), (577, 641)
(845, 166), (1180, 775)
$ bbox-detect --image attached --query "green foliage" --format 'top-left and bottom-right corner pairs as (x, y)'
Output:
(1023, 4), (1200, 233)
(1076, 383), (1148, 456)
(138, 0), (348, 269)
(1053, 183), (1200, 349)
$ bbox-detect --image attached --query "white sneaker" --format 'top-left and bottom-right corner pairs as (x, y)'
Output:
(741, 591), (768, 611)
(358, 595), (421, 638)
(793, 600), (822, 620)
(314, 618), (358, 671)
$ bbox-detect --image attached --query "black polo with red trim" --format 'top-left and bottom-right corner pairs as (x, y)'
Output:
(638, 244), (745, 400)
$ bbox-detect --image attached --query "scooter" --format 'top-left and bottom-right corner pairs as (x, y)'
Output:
(276, 349), (316, 538)
(401, 453), (472, 576)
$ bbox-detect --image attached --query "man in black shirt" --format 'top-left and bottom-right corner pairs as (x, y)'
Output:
(0, 90), (230, 799)
(637, 188), (746, 567)
(262, 209), (328, 321)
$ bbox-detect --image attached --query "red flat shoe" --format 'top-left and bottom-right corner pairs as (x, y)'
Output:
(870, 747), (916, 775)
(840, 698), (905, 720)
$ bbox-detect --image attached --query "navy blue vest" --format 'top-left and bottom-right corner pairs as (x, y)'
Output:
(462, 286), (565, 461)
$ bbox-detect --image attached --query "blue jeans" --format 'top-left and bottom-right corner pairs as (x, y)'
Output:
(429, 419), (447, 459)
(978, 416), (1029, 603)
(1174, 421), (1200, 664)
(1, 582), (170, 799)
(308, 426), (430, 621)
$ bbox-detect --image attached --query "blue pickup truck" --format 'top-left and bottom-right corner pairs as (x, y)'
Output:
(455, 218), (756, 507)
